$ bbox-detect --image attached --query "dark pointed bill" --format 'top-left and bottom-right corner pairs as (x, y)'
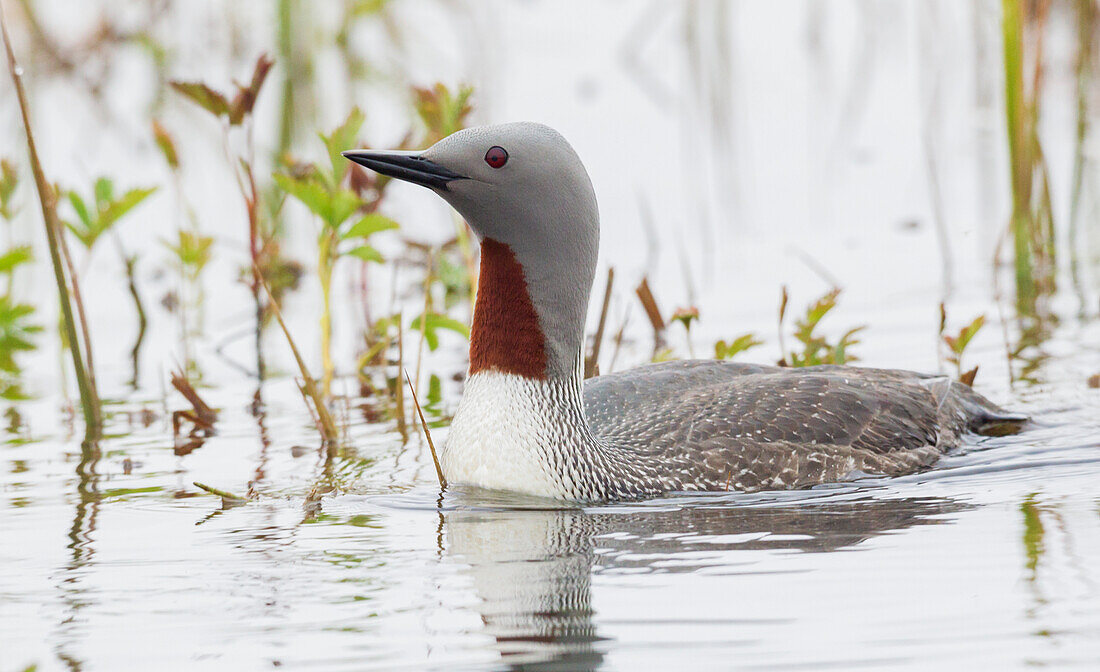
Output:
(342, 150), (466, 191)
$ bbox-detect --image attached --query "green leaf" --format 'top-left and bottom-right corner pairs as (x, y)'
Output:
(170, 81), (231, 120)
(273, 173), (331, 220)
(328, 189), (362, 229)
(342, 213), (400, 240)
(152, 120), (180, 169)
(67, 191), (91, 229)
(99, 187), (156, 229)
(320, 107), (365, 186)
(950, 316), (985, 355)
(164, 230), (214, 272)
(0, 296), (40, 379)
(0, 246), (33, 275)
(714, 333), (762, 360)
(94, 177), (114, 209)
(346, 245), (384, 264)
(410, 311), (470, 351)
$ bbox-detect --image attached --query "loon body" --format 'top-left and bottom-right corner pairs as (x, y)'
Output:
(345, 123), (1026, 501)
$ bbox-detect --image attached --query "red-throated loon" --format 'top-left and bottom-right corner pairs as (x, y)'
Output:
(344, 122), (1026, 501)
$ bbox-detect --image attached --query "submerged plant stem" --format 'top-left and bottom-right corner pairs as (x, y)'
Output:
(1, 4), (101, 438)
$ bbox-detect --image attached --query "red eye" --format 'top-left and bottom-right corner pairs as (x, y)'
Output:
(484, 146), (508, 168)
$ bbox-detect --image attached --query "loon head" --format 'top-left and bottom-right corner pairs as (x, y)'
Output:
(345, 122), (600, 382)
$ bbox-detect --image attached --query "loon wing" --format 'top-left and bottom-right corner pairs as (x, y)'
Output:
(583, 360), (1025, 457)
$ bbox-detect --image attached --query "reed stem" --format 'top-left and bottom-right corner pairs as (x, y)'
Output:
(1, 4), (101, 438)
(258, 272), (339, 444)
(404, 368), (445, 490)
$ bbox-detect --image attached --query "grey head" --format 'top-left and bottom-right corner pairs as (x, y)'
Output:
(344, 122), (600, 380)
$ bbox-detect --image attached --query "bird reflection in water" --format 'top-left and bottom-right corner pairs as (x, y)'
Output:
(441, 493), (967, 671)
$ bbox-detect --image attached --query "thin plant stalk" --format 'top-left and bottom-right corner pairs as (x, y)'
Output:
(2, 4), (101, 437)
(120, 248), (146, 388)
(585, 267), (614, 378)
(414, 250), (433, 395)
(318, 229), (337, 397)
(395, 311), (407, 439)
(57, 220), (98, 395)
(1068, 0), (1095, 310)
(404, 368), (445, 490)
(258, 273), (339, 444)
(1001, 0), (1055, 315)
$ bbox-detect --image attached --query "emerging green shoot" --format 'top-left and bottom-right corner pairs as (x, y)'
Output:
(782, 289), (864, 367)
(943, 312), (985, 387)
(715, 333), (763, 360)
(63, 178), (156, 251)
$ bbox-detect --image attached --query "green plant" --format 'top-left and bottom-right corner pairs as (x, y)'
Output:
(781, 288), (864, 367)
(0, 261), (41, 400)
(171, 53), (277, 381)
(670, 306), (699, 358)
(164, 230), (213, 282)
(714, 333), (763, 360)
(409, 311), (470, 352)
(273, 107), (400, 398)
(413, 84), (479, 300)
(1, 161), (42, 404)
(62, 177), (156, 386)
(1001, 0), (1056, 315)
(942, 311), (985, 386)
(272, 107), (402, 395)
(2, 13), (101, 438)
(63, 178), (156, 253)
(414, 83), (474, 147)
(0, 158), (18, 220)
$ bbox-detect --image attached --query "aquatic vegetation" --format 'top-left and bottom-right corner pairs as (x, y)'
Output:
(170, 53), (277, 380)
(940, 305), (985, 386)
(261, 278), (339, 444)
(404, 369), (445, 489)
(414, 84), (479, 297)
(670, 306), (699, 358)
(62, 177), (157, 385)
(1001, 0), (1057, 315)
(62, 179), (156, 252)
(414, 84), (475, 147)
(169, 370), (216, 438)
(585, 268), (615, 377)
(2, 13), (101, 438)
(0, 296), (41, 401)
(0, 158), (17, 220)
(0, 160), (40, 401)
(153, 120), (211, 375)
(274, 107), (400, 398)
(779, 288), (864, 367)
(409, 311), (469, 353)
(714, 333), (763, 361)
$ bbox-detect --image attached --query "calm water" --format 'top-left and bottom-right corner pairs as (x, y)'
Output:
(3, 1), (1100, 670)
(3, 324), (1100, 671)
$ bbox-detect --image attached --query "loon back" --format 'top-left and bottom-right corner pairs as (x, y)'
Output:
(583, 360), (1027, 493)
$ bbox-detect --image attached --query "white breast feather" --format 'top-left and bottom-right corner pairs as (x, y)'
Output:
(443, 371), (574, 498)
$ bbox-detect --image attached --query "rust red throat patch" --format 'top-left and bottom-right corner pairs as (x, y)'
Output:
(468, 238), (548, 379)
